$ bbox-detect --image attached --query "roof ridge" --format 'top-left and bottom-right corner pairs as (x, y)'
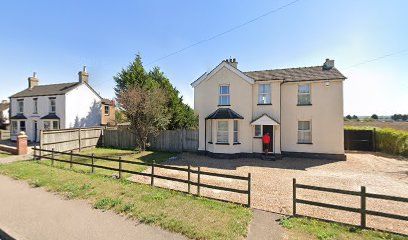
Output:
(32, 82), (78, 87)
(244, 65), (323, 73)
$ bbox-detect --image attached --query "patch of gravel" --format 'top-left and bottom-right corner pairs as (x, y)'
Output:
(129, 152), (408, 235)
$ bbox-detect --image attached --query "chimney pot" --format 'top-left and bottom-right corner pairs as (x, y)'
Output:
(28, 72), (39, 89)
(78, 66), (89, 84)
(323, 59), (334, 70)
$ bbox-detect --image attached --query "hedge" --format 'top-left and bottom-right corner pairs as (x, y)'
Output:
(375, 128), (408, 157)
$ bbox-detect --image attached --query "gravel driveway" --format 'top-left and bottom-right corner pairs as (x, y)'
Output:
(130, 152), (408, 235)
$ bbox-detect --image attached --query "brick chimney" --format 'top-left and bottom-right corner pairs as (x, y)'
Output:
(225, 58), (238, 68)
(78, 66), (89, 84)
(28, 72), (39, 89)
(323, 58), (335, 70)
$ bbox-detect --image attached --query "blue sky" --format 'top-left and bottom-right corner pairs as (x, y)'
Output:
(0, 0), (407, 115)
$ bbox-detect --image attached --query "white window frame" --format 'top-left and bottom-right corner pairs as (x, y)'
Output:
(49, 98), (56, 113)
(11, 121), (18, 135)
(33, 98), (38, 114)
(298, 83), (311, 105)
(217, 120), (229, 144)
(233, 120), (239, 143)
(218, 84), (230, 106)
(258, 84), (271, 104)
(298, 120), (312, 144)
(254, 125), (262, 137)
(17, 99), (24, 114)
(104, 105), (110, 115)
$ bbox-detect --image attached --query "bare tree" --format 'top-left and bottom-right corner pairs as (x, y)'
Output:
(118, 86), (169, 150)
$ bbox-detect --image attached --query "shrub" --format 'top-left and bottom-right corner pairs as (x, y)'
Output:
(376, 128), (408, 157)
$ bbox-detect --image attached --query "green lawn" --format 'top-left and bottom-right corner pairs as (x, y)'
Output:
(281, 217), (407, 240)
(0, 150), (12, 158)
(0, 148), (252, 240)
(42, 147), (174, 178)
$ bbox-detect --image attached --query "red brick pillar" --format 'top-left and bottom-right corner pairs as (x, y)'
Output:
(17, 132), (28, 155)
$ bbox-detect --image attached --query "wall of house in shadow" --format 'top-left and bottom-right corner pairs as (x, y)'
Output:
(73, 101), (101, 128)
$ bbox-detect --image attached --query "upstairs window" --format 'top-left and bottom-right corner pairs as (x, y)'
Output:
(49, 97), (56, 113)
(298, 121), (312, 143)
(217, 120), (229, 143)
(258, 84), (271, 104)
(33, 98), (38, 114)
(104, 105), (110, 115)
(298, 83), (311, 105)
(17, 99), (24, 113)
(218, 85), (230, 106)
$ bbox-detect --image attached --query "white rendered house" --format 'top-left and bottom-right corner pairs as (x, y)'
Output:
(191, 58), (346, 160)
(9, 67), (104, 142)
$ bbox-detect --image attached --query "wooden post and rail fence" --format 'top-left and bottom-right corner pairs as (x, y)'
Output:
(293, 178), (408, 231)
(33, 147), (251, 207)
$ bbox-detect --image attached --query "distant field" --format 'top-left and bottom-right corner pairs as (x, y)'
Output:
(345, 121), (408, 131)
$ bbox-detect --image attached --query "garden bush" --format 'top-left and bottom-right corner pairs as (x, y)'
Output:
(376, 128), (408, 157)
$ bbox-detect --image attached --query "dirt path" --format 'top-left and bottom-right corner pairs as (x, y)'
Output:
(0, 175), (187, 240)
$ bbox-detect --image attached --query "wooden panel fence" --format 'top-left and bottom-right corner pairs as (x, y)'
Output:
(293, 178), (408, 233)
(102, 129), (199, 152)
(0, 130), (10, 140)
(33, 147), (251, 207)
(40, 127), (103, 152)
(344, 129), (376, 151)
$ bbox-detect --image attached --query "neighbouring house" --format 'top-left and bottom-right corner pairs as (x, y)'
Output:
(191, 58), (346, 160)
(9, 67), (115, 142)
(101, 98), (116, 126)
(0, 100), (10, 129)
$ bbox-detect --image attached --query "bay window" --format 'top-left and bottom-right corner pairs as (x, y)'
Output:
(233, 120), (239, 143)
(217, 121), (229, 143)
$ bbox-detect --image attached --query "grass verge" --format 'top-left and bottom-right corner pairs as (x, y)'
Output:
(0, 159), (252, 240)
(280, 217), (407, 240)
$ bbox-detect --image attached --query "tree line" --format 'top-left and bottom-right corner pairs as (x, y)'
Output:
(115, 55), (198, 150)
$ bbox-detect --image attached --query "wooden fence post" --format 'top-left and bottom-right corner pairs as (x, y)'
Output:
(197, 166), (201, 196)
(91, 153), (95, 173)
(118, 157), (122, 179)
(78, 128), (82, 152)
(361, 186), (367, 228)
(70, 150), (73, 169)
(151, 160), (155, 186)
(38, 145), (42, 160)
(40, 130), (44, 151)
(247, 173), (251, 207)
(33, 145), (37, 160)
(293, 178), (297, 216)
(51, 148), (55, 166)
(188, 165), (191, 194)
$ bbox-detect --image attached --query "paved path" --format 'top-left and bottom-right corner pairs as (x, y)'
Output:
(248, 209), (284, 240)
(0, 175), (187, 240)
(0, 153), (32, 164)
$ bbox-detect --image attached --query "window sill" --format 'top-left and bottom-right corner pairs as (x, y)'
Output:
(207, 141), (213, 144)
(297, 142), (313, 145)
(257, 103), (272, 105)
(215, 142), (229, 145)
(217, 105), (231, 107)
(297, 104), (312, 106)
(233, 142), (241, 145)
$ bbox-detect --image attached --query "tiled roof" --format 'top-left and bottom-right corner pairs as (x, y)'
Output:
(10, 114), (27, 120)
(244, 66), (346, 82)
(206, 108), (244, 120)
(41, 113), (60, 119)
(10, 82), (80, 98)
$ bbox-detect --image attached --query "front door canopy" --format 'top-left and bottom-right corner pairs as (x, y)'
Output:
(250, 114), (280, 126)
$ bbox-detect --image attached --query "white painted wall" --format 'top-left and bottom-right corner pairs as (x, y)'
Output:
(9, 95), (65, 141)
(193, 64), (345, 156)
(65, 83), (101, 129)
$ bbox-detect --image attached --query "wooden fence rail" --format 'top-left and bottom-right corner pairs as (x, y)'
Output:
(33, 147), (251, 207)
(293, 178), (408, 232)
